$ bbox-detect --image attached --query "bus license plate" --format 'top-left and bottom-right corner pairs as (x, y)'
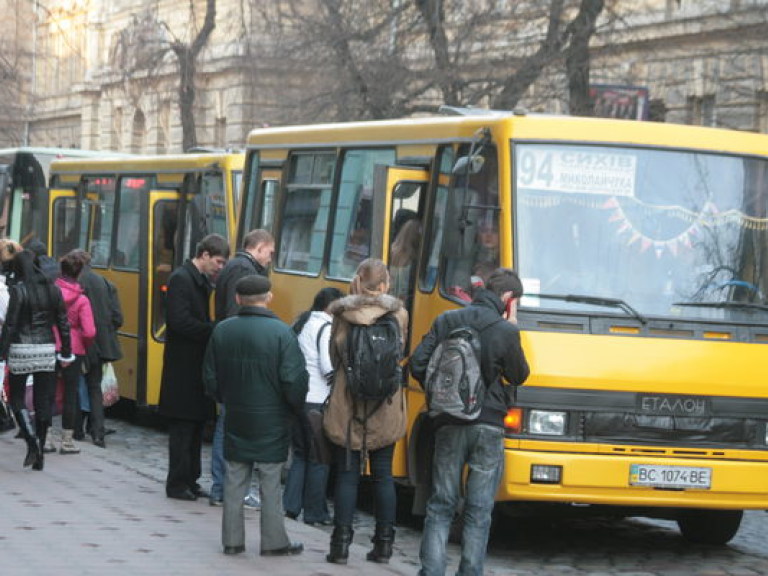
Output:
(629, 464), (711, 489)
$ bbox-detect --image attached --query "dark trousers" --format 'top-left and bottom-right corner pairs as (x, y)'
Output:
(8, 371), (56, 422)
(332, 442), (396, 528)
(166, 418), (205, 495)
(59, 356), (83, 430)
(82, 361), (106, 439)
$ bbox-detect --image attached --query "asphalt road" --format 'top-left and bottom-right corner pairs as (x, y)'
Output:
(78, 412), (768, 575)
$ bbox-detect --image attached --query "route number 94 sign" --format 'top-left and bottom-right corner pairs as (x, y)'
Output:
(516, 146), (638, 198)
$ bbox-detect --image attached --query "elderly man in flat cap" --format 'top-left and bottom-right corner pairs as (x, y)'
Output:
(203, 274), (309, 558)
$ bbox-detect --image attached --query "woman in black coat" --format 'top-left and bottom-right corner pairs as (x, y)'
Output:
(0, 250), (72, 470)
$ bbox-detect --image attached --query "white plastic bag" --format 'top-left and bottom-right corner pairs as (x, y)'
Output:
(101, 363), (120, 407)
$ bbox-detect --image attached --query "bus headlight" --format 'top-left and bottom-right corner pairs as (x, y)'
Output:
(529, 410), (567, 435)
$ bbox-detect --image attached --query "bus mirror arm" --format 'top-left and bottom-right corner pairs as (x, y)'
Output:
(451, 127), (491, 176)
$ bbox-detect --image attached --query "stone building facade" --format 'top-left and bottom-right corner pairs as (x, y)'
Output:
(1, 0), (767, 152)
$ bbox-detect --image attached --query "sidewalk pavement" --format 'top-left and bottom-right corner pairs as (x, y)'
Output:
(0, 427), (416, 575)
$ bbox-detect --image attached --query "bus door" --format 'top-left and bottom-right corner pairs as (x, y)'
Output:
(106, 175), (150, 405)
(373, 165), (428, 344)
(145, 189), (182, 407)
(374, 165), (428, 480)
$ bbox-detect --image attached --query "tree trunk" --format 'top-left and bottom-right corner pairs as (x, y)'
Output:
(171, 0), (216, 151)
(177, 49), (197, 151)
(415, 0), (461, 105)
(565, 0), (604, 117)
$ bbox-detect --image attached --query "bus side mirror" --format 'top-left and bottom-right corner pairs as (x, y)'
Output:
(452, 155), (485, 175)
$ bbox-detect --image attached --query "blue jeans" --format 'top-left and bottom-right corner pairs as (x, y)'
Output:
(210, 405), (225, 501)
(332, 443), (395, 528)
(283, 403), (330, 523)
(419, 424), (504, 576)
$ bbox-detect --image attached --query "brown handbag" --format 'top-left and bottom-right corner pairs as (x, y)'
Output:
(306, 408), (333, 466)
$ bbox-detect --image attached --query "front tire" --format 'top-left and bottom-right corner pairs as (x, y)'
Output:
(677, 509), (743, 545)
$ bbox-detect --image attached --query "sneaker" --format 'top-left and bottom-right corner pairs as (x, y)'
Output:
(43, 439), (57, 454)
(209, 497), (223, 507)
(305, 518), (332, 526)
(243, 494), (261, 510)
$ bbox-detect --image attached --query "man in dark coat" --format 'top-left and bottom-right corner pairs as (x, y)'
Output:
(203, 275), (308, 557)
(78, 260), (124, 447)
(214, 229), (274, 320)
(159, 233), (229, 501)
(410, 268), (530, 576)
(208, 228), (275, 506)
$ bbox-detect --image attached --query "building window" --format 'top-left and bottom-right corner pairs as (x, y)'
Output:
(215, 117), (226, 147)
(687, 95), (716, 127)
(131, 109), (147, 154)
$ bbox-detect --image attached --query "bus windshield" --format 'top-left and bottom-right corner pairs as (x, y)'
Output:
(515, 142), (768, 321)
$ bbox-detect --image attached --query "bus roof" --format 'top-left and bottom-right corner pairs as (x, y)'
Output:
(245, 113), (768, 157)
(49, 152), (245, 175)
(0, 147), (129, 159)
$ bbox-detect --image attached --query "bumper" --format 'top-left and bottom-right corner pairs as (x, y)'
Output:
(499, 446), (768, 510)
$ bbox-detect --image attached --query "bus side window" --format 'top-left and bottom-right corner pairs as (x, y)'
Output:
(152, 199), (178, 340)
(114, 176), (147, 270)
(389, 182), (424, 307)
(52, 197), (80, 258)
(259, 179), (278, 232)
(84, 176), (116, 268)
(241, 152), (260, 233)
(201, 172), (228, 239)
(328, 148), (396, 279)
(442, 146), (499, 301)
(420, 146), (455, 293)
(277, 153), (335, 274)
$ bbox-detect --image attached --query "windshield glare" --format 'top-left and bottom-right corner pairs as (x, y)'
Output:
(515, 143), (768, 320)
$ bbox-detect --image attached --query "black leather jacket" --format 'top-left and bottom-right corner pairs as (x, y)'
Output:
(0, 281), (72, 359)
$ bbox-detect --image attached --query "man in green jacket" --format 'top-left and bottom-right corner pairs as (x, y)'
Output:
(203, 274), (308, 557)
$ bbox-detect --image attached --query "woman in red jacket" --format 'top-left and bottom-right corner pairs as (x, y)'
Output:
(55, 250), (96, 454)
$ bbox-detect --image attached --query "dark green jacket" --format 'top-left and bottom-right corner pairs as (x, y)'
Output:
(203, 306), (308, 463)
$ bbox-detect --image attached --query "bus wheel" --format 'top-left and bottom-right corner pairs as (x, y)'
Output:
(676, 509), (743, 545)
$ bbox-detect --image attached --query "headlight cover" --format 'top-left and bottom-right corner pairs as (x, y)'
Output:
(529, 410), (567, 435)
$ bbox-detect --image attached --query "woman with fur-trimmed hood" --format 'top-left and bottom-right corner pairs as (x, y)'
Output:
(323, 258), (407, 566)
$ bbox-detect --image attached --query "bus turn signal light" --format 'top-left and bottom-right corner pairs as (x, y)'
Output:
(504, 408), (523, 433)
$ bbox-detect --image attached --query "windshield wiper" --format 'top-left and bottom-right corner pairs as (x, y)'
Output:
(672, 301), (768, 312)
(526, 293), (647, 324)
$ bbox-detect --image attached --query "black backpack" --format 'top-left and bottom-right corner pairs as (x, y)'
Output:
(344, 312), (402, 403)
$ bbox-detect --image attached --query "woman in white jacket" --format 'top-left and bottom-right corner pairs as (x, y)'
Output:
(283, 287), (344, 526)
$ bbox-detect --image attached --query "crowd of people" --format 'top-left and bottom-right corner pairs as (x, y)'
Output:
(1, 228), (530, 575)
(0, 238), (122, 471)
(157, 228), (529, 574)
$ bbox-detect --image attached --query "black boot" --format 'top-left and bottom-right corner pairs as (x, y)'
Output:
(326, 525), (354, 564)
(33, 419), (49, 471)
(366, 524), (395, 563)
(14, 409), (40, 468)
